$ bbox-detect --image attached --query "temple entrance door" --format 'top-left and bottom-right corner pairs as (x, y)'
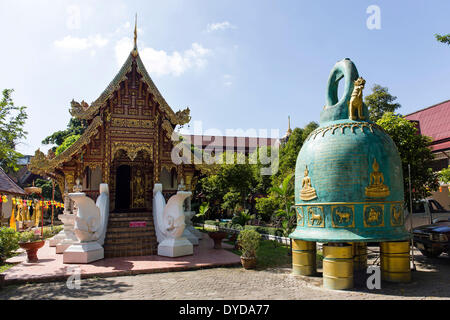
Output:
(115, 165), (131, 210)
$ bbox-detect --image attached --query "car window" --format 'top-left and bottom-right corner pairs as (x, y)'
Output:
(429, 200), (445, 212)
(412, 202), (424, 213)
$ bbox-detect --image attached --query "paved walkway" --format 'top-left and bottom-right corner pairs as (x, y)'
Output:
(1, 251), (449, 300)
(2, 235), (240, 284)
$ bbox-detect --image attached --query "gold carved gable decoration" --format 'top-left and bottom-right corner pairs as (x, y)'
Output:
(112, 142), (153, 161)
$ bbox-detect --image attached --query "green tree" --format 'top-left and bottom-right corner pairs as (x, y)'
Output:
(0, 89), (28, 172)
(270, 173), (295, 236)
(364, 84), (401, 122)
(435, 33), (450, 45)
(42, 117), (86, 150)
(55, 134), (81, 155)
(439, 166), (450, 184)
(221, 191), (241, 212)
(377, 112), (439, 208)
(255, 195), (280, 222)
(33, 178), (63, 201)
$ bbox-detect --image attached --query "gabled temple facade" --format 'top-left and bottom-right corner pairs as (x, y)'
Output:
(29, 33), (195, 257)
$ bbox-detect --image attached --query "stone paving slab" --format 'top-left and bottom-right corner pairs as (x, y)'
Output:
(1, 258), (449, 300)
(2, 236), (241, 285)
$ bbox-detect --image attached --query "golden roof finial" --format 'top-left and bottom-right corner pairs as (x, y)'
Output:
(134, 13), (137, 48)
(132, 13), (138, 57)
(287, 116), (292, 135)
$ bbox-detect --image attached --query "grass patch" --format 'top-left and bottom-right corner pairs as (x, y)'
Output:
(0, 263), (16, 273)
(230, 239), (291, 269)
(195, 225), (218, 233)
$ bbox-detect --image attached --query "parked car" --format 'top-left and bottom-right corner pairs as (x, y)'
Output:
(412, 217), (450, 258)
(405, 199), (450, 231)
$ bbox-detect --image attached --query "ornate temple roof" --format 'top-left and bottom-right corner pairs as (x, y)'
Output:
(29, 26), (191, 174)
(69, 47), (190, 127)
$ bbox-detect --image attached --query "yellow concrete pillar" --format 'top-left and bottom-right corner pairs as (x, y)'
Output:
(323, 243), (353, 290)
(380, 241), (411, 283)
(292, 240), (316, 276)
(351, 242), (368, 271)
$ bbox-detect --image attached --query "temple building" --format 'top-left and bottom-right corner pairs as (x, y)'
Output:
(405, 99), (450, 209)
(29, 25), (195, 257)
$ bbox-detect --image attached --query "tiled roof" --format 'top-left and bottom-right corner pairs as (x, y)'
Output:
(405, 100), (450, 142)
(0, 168), (25, 195)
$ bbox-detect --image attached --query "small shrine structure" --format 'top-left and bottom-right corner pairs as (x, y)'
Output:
(29, 22), (195, 257)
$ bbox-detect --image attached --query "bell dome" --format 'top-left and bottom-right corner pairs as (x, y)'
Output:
(290, 59), (409, 242)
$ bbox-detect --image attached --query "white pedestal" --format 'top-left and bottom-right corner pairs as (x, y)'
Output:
(185, 211), (203, 240)
(158, 237), (193, 257)
(63, 242), (104, 264)
(49, 230), (66, 247)
(55, 214), (78, 254)
(182, 228), (199, 245)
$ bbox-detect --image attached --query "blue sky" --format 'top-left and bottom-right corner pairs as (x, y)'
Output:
(1, 0), (450, 155)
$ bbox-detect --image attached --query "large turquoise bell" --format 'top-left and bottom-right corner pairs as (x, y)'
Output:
(289, 58), (410, 242)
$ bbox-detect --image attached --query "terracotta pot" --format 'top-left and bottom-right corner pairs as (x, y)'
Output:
(208, 231), (228, 249)
(19, 240), (45, 263)
(240, 256), (257, 269)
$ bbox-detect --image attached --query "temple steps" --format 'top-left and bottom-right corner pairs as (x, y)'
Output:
(104, 248), (155, 258)
(105, 231), (156, 239)
(106, 225), (155, 232)
(104, 237), (157, 245)
(103, 210), (158, 258)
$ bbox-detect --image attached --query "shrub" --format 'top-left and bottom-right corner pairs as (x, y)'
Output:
(18, 230), (40, 243)
(204, 220), (219, 226)
(0, 227), (19, 264)
(255, 196), (280, 222)
(237, 229), (261, 258)
(231, 209), (255, 227)
(18, 226), (61, 244)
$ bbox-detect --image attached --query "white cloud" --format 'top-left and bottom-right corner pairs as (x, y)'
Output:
(66, 5), (81, 30)
(206, 21), (237, 33)
(223, 74), (233, 87)
(115, 37), (211, 76)
(54, 34), (109, 50)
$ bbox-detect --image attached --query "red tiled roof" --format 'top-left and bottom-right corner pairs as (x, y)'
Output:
(405, 100), (450, 142)
(431, 140), (450, 152)
(0, 168), (26, 195)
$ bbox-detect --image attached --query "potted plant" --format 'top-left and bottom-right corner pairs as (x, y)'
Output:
(17, 226), (62, 263)
(237, 229), (261, 269)
(18, 229), (46, 263)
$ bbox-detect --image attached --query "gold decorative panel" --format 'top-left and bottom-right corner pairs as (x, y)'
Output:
(331, 205), (355, 228)
(363, 204), (384, 227)
(391, 203), (403, 226)
(111, 142), (153, 161)
(307, 206), (324, 228)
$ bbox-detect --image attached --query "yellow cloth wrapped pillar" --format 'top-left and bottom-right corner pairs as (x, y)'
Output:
(323, 243), (353, 290)
(9, 204), (16, 231)
(380, 241), (411, 283)
(34, 201), (42, 227)
(292, 240), (316, 276)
